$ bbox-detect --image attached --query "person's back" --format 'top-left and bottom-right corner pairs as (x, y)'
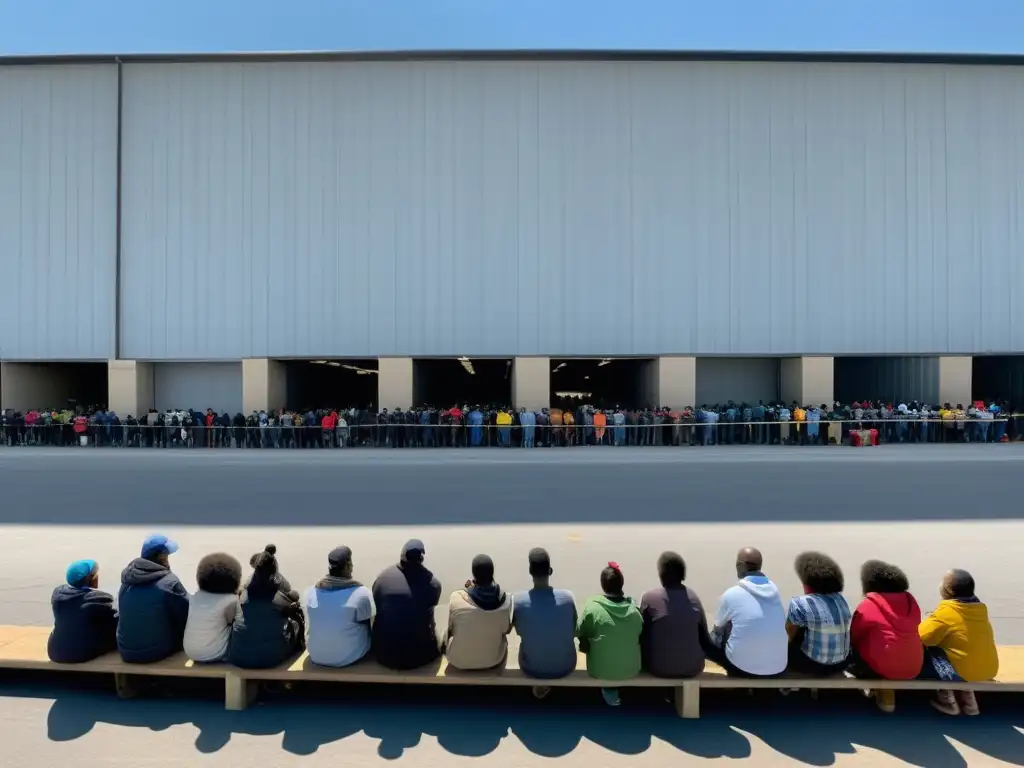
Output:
(852, 591), (922, 680)
(715, 574), (787, 676)
(372, 542), (442, 670)
(445, 588), (513, 670)
(920, 595), (998, 682)
(513, 587), (577, 678)
(48, 560), (119, 664)
(185, 589), (240, 663)
(229, 544), (304, 669)
(640, 585), (707, 678)
(117, 540), (190, 664)
(578, 594), (642, 680)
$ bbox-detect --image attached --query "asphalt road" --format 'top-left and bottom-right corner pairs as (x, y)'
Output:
(1, 445), (1023, 766)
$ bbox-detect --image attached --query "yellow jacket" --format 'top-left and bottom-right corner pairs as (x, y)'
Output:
(496, 412), (512, 426)
(919, 599), (999, 682)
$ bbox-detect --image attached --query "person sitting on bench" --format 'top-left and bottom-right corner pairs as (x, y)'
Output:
(577, 562), (642, 707)
(184, 553), (242, 663)
(786, 551), (852, 676)
(444, 554), (513, 671)
(919, 568), (998, 716)
(304, 546), (373, 668)
(706, 547), (787, 679)
(47, 559), (118, 663)
(371, 539), (442, 671)
(640, 551), (710, 679)
(847, 560), (923, 713)
(117, 534), (190, 664)
(230, 544), (305, 669)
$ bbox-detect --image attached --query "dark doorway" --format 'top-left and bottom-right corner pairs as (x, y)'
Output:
(413, 358), (513, 407)
(281, 359), (378, 411)
(549, 358), (655, 411)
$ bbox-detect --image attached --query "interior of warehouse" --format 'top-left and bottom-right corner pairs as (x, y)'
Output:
(972, 356), (1024, 407)
(0, 362), (108, 413)
(411, 358), (512, 408)
(832, 357), (941, 406)
(281, 359), (379, 411)
(549, 358), (657, 411)
(694, 358), (781, 407)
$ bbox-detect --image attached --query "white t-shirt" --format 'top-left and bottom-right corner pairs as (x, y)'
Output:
(184, 590), (239, 663)
(714, 576), (788, 676)
(304, 584), (373, 667)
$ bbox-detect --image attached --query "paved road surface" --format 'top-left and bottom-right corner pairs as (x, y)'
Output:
(1, 446), (1023, 766)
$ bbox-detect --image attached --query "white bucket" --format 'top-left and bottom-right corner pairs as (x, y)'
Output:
(79, 435), (88, 447)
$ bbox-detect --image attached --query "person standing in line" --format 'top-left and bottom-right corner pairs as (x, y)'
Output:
(577, 562), (642, 707)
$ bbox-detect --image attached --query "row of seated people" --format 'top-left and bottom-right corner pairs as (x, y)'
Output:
(47, 536), (998, 715)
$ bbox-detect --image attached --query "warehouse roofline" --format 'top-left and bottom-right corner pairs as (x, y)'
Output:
(2, 48), (1024, 67)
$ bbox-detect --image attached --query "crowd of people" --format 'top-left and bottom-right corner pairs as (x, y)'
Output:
(4, 400), (1022, 448)
(49, 535), (1000, 716)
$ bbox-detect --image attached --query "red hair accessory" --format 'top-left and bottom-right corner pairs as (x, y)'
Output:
(607, 561), (621, 571)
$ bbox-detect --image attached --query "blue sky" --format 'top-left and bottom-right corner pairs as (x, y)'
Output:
(1, 0), (1022, 57)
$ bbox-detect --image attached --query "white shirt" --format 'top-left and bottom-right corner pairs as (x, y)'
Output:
(184, 591), (239, 663)
(714, 576), (788, 676)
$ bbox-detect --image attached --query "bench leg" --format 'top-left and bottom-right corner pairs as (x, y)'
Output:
(674, 681), (700, 719)
(224, 673), (258, 711)
(114, 672), (139, 699)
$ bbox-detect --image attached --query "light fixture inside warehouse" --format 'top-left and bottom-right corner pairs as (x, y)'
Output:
(458, 357), (476, 375)
(597, 359), (613, 367)
(310, 360), (377, 374)
(552, 362), (567, 373)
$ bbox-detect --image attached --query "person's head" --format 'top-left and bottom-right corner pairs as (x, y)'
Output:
(600, 562), (625, 596)
(141, 533), (179, 567)
(527, 547), (552, 582)
(471, 554), (494, 586)
(794, 551), (844, 595)
(400, 539), (425, 566)
(196, 553), (243, 594)
(859, 560), (909, 595)
(657, 551), (686, 588)
(328, 546), (353, 578)
(66, 559), (99, 589)
(250, 544), (279, 577)
(941, 569), (976, 600)
(735, 547), (763, 578)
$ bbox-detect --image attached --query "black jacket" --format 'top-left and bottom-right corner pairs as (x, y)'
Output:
(47, 585), (119, 663)
(116, 558), (190, 663)
(228, 570), (303, 669)
(371, 562), (442, 670)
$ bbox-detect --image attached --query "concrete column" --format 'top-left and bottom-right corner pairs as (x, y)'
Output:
(513, 357), (551, 411)
(781, 356), (835, 407)
(242, 358), (285, 413)
(654, 356), (696, 409)
(378, 357), (413, 410)
(938, 356), (973, 407)
(107, 360), (155, 417)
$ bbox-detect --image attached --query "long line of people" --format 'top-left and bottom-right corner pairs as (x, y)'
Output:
(49, 535), (999, 716)
(6, 400), (1023, 448)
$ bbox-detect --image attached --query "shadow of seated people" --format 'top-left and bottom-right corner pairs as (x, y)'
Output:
(294, 652), (446, 681)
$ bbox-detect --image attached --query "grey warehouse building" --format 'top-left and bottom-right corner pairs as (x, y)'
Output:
(1, 49), (1023, 417)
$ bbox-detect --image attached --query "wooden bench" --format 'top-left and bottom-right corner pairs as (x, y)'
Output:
(3, 626), (1023, 719)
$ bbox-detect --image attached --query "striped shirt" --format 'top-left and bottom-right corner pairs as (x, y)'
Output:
(787, 593), (852, 665)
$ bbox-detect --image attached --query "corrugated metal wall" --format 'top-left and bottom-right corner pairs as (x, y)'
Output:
(116, 60), (1024, 359)
(0, 65), (118, 360)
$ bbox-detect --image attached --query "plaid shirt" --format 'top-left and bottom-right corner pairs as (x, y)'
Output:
(787, 593), (852, 665)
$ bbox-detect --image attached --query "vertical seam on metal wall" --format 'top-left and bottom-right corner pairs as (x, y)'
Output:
(114, 58), (124, 360)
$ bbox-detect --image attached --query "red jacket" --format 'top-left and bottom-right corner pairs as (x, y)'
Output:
(851, 592), (923, 680)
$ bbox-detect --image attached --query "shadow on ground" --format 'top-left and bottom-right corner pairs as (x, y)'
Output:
(7, 675), (1023, 766)
(2, 449), (1024, 527)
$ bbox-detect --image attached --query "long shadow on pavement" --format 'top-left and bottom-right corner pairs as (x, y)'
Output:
(2, 449), (1024, 526)
(10, 676), (1023, 765)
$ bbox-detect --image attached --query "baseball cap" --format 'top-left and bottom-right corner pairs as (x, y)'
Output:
(66, 559), (97, 587)
(527, 547), (550, 577)
(328, 546), (352, 570)
(401, 539), (425, 563)
(141, 534), (179, 559)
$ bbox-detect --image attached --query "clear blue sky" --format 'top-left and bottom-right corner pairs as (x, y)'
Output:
(1, 0), (1023, 57)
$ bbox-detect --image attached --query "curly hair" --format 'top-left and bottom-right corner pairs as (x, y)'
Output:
(794, 551), (844, 594)
(860, 559), (909, 595)
(196, 552), (243, 594)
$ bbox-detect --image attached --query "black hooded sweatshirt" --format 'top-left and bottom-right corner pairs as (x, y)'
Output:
(229, 568), (304, 669)
(116, 558), (190, 663)
(47, 585), (119, 663)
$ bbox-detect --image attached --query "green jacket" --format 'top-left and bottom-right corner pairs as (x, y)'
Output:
(576, 594), (642, 681)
